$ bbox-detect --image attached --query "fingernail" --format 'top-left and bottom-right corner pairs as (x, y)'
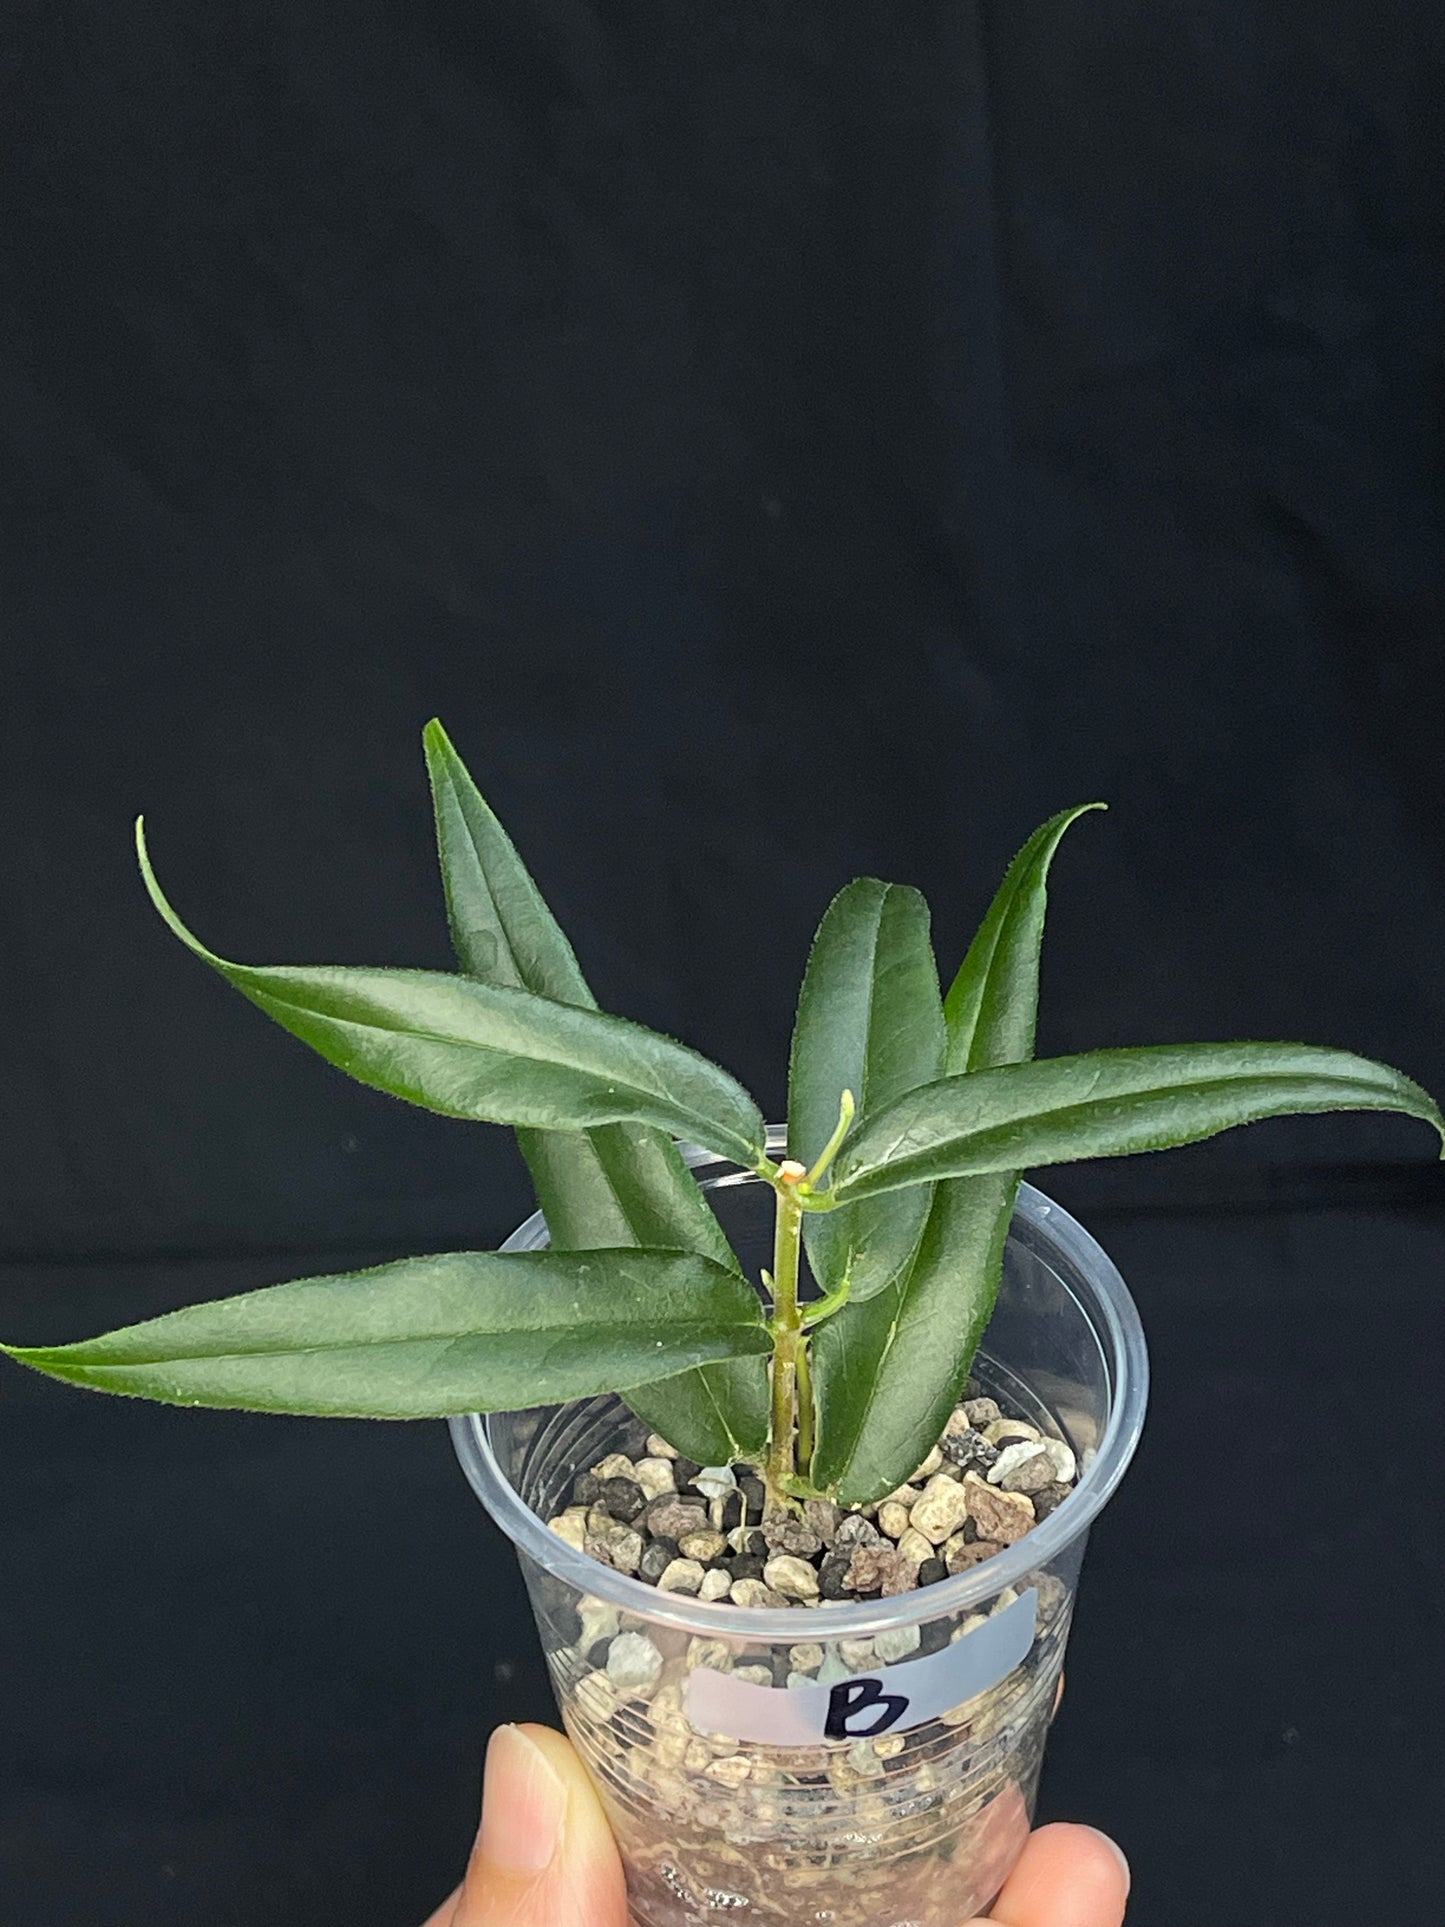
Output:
(1080, 1824), (1132, 1897)
(478, 1725), (568, 1877)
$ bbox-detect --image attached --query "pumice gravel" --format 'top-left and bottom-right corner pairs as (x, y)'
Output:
(547, 1381), (1075, 1617)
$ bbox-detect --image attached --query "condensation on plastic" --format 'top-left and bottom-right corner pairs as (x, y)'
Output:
(451, 1134), (1148, 1927)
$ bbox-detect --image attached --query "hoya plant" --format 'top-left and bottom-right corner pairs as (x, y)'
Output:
(6, 722), (1442, 1516)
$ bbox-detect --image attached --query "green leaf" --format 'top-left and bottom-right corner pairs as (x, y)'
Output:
(944, 804), (1107, 1072)
(810, 1173), (1018, 1503)
(788, 879), (945, 1302)
(423, 721), (768, 1458)
(137, 817), (767, 1169)
(812, 802), (1100, 1501)
(0, 1249), (771, 1417)
(833, 1042), (1445, 1201)
(424, 717), (592, 1004)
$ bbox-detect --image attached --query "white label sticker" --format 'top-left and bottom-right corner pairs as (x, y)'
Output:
(684, 1587), (1038, 1745)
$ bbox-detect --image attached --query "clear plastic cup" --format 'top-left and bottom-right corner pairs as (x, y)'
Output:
(451, 1132), (1148, 1927)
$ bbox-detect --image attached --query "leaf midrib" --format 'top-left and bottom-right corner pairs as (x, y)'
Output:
(246, 978), (749, 1151)
(20, 1317), (764, 1370)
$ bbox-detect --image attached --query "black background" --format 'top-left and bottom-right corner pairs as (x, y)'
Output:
(2, 5), (1442, 1924)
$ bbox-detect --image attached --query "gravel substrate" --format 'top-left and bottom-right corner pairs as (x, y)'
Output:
(545, 1378), (1079, 1611)
(533, 1382), (1080, 1925)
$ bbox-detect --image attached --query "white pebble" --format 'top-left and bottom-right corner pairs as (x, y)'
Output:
(687, 1637), (733, 1671)
(817, 1650), (852, 1685)
(634, 1457), (678, 1499)
(548, 1507), (588, 1551)
(606, 1631), (664, 1696)
(646, 1434), (679, 1459)
(877, 1502), (912, 1541)
(592, 1453), (637, 1480)
(577, 1597), (620, 1648)
(764, 1554), (820, 1599)
(847, 1739), (886, 1778)
(607, 1528), (644, 1574)
(730, 1578), (787, 1609)
(912, 1446), (944, 1480)
(734, 1663), (773, 1686)
(874, 1624), (922, 1664)
(897, 1527), (934, 1568)
(657, 1558), (706, 1595)
(699, 1569), (733, 1602)
(909, 1474), (973, 1545)
(575, 1671), (617, 1721)
(987, 1440), (1053, 1489)
(1043, 1437), (1077, 1483)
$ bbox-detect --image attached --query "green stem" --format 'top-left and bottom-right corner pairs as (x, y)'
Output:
(801, 1288), (849, 1330)
(801, 1088), (856, 1192)
(795, 1335), (816, 1475)
(764, 1178), (805, 1513)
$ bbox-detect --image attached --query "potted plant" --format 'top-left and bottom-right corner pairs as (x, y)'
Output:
(7, 720), (1441, 1927)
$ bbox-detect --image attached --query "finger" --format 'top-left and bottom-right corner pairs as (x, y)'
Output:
(449, 1723), (628, 1927)
(419, 1888), (460, 1927)
(1051, 1671), (1065, 1720)
(967, 1821), (1130, 1927)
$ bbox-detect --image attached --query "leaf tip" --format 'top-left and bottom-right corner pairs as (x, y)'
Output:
(134, 821), (226, 970)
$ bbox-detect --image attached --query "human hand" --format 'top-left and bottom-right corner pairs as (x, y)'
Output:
(421, 1722), (1130, 1927)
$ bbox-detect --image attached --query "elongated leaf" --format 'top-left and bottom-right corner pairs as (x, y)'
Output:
(425, 718), (592, 1006)
(944, 805), (1107, 1072)
(833, 1042), (1445, 1201)
(137, 818), (766, 1168)
(1, 1250), (771, 1417)
(811, 1173), (1019, 1502)
(424, 722), (768, 1458)
(788, 879), (944, 1302)
(813, 808), (1097, 1500)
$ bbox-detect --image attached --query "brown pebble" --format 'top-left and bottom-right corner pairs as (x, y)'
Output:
(803, 1498), (842, 1545)
(763, 1518), (823, 1559)
(962, 1473), (1035, 1545)
(646, 1496), (710, 1541)
(944, 1534), (1004, 1574)
(881, 1556), (921, 1596)
(991, 1441), (1055, 1493)
(844, 1545), (910, 1595)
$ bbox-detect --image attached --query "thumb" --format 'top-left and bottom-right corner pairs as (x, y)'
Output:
(441, 1724), (629, 1927)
